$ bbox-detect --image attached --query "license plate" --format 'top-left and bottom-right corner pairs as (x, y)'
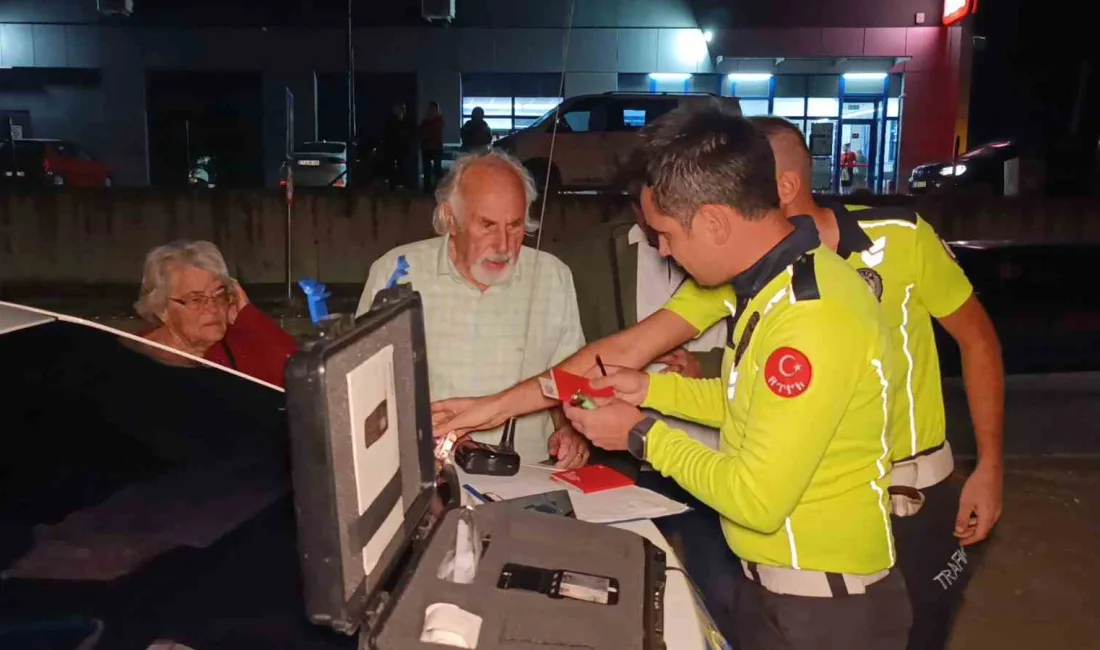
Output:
(911, 181), (927, 188)
(297, 159), (321, 167)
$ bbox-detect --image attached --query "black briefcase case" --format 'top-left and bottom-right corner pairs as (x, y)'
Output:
(285, 289), (668, 650)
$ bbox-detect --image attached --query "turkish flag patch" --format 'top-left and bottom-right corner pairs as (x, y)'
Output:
(764, 347), (813, 398)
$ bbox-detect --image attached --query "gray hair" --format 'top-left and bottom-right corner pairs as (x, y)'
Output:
(431, 149), (540, 235)
(134, 240), (232, 323)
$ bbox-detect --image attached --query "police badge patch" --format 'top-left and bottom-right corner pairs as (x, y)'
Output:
(858, 267), (884, 302)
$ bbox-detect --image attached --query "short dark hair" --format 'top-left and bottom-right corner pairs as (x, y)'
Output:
(747, 116), (810, 155)
(639, 101), (780, 226)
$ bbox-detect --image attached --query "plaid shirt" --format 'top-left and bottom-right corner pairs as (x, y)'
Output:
(357, 236), (586, 461)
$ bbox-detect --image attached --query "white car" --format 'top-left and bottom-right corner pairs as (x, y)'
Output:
(493, 92), (741, 191)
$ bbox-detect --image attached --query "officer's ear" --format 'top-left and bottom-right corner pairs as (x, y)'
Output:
(695, 204), (732, 246)
(777, 169), (802, 207)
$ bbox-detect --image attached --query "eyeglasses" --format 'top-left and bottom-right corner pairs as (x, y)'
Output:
(171, 291), (233, 311)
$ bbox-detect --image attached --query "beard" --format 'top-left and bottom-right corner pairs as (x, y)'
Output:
(471, 252), (517, 286)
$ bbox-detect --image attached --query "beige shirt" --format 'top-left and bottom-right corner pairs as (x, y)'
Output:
(358, 236), (586, 462)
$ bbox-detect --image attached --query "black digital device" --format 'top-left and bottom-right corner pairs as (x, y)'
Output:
(497, 563), (620, 605)
(455, 418), (521, 476)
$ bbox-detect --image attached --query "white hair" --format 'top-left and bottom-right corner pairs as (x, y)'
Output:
(431, 149), (540, 236)
(134, 240), (232, 323)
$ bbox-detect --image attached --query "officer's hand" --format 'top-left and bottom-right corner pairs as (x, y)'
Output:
(584, 366), (650, 407)
(563, 396), (644, 452)
(548, 424), (590, 470)
(954, 461), (1004, 546)
(655, 348), (703, 379)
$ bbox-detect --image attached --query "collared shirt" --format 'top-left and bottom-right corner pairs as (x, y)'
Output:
(357, 236), (586, 462)
(645, 217), (896, 574)
(630, 225), (727, 449)
(630, 225), (728, 355)
(665, 205), (974, 461)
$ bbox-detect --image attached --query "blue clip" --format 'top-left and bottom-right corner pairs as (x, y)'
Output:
(385, 255), (410, 289)
(298, 278), (331, 324)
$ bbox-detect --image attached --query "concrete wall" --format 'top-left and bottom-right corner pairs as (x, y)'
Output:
(3, 190), (1100, 287)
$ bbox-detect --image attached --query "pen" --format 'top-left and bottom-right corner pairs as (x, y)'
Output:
(595, 354), (608, 377)
(463, 484), (497, 503)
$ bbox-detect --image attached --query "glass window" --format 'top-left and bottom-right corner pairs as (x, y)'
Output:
(462, 96), (564, 136)
(608, 99), (677, 131)
(842, 102), (877, 119)
(483, 118), (513, 133)
(732, 78), (771, 98)
(738, 99), (771, 117)
(462, 97), (512, 117)
(561, 110), (591, 133)
(807, 97), (839, 117)
(772, 97), (806, 117)
(843, 75), (887, 95)
(623, 109), (646, 129)
(514, 97), (562, 117)
(887, 98), (900, 118)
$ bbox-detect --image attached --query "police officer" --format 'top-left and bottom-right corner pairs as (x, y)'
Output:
(664, 116), (1004, 650)
(563, 105), (911, 649)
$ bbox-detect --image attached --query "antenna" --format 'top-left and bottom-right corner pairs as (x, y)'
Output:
(498, 418), (517, 452)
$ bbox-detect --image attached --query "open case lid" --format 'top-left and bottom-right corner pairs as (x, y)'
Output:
(285, 288), (442, 635)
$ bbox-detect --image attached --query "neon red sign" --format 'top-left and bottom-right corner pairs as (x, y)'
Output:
(943, 0), (974, 25)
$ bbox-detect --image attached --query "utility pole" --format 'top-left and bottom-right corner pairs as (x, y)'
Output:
(347, 0), (357, 147)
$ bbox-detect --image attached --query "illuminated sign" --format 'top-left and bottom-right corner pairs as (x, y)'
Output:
(943, 0), (974, 25)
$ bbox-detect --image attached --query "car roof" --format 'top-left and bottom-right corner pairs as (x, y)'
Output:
(0, 301), (282, 392)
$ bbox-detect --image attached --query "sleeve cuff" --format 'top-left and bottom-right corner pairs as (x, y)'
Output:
(641, 371), (677, 411)
(928, 285), (974, 319)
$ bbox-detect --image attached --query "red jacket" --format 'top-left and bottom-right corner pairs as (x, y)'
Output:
(205, 303), (299, 388)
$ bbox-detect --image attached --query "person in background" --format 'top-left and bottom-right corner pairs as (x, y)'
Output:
(460, 107), (493, 153)
(383, 102), (413, 190)
(419, 101), (445, 193)
(840, 142), (857, 194)
(135, 240), (298, 388)
(356, 149), (588, 466)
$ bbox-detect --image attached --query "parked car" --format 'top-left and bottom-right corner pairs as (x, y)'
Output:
(908, 140), (1017, 196)
(281, 141), (349, 189)
(493, 92), (742, 191)
(0, 139), (113, 188)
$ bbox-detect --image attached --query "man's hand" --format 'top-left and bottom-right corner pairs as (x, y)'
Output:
(655, 347), (703, 378)
(548, 425), (590, 469)
(585, 366), (650, 406)
(954, 461), (1004, 546)
(432, 395), (508, 440)
(563, 396), (645, 451)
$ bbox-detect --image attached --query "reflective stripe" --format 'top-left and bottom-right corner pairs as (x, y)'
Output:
(891, 441), (955, 491)
(763, 288), (787, 315)
(740, 560), (891, 598)
(899, 284), (918, 457)
(859, 220), (918, 230)
(784, 517), (800, 570)
(870, 358), (896, 565)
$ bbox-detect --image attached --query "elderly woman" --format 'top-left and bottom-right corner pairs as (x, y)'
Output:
(135, 240), (298, 388)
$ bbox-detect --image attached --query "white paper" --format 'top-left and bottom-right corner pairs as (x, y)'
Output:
(346, 344), (403, 575)
(457, 466), (690, 524)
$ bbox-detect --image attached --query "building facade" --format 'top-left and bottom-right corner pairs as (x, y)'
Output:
(0, 0), (972, 191)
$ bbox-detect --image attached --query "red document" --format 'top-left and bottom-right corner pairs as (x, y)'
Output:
(551, 464), (635, 494)
(538, 368), (615, 402)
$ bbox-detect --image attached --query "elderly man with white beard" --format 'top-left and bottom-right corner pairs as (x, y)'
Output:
(356, 149), (590, 467)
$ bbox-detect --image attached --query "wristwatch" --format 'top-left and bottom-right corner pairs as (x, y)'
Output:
(628, 416), (657, 461)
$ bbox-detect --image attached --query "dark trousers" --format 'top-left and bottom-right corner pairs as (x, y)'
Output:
(636, 471), (741, 646)
(893, 477), (972, 650)
(421, 147), (443, 193)
(738, 569), (911, 650)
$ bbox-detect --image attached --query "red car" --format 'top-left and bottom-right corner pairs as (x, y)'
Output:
(0, 139), (113, 188)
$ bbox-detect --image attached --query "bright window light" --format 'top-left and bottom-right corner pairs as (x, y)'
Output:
(649, 73), (692, 82)
(676, 29), (709, 65)
(727, 73), (773, 82)
(842, 72), (888, 80)
(703, 30), (713, 42)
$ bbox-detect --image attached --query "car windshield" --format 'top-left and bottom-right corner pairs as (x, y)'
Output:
(529, 103), (564, 129)
(296, 142), (345, 155)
